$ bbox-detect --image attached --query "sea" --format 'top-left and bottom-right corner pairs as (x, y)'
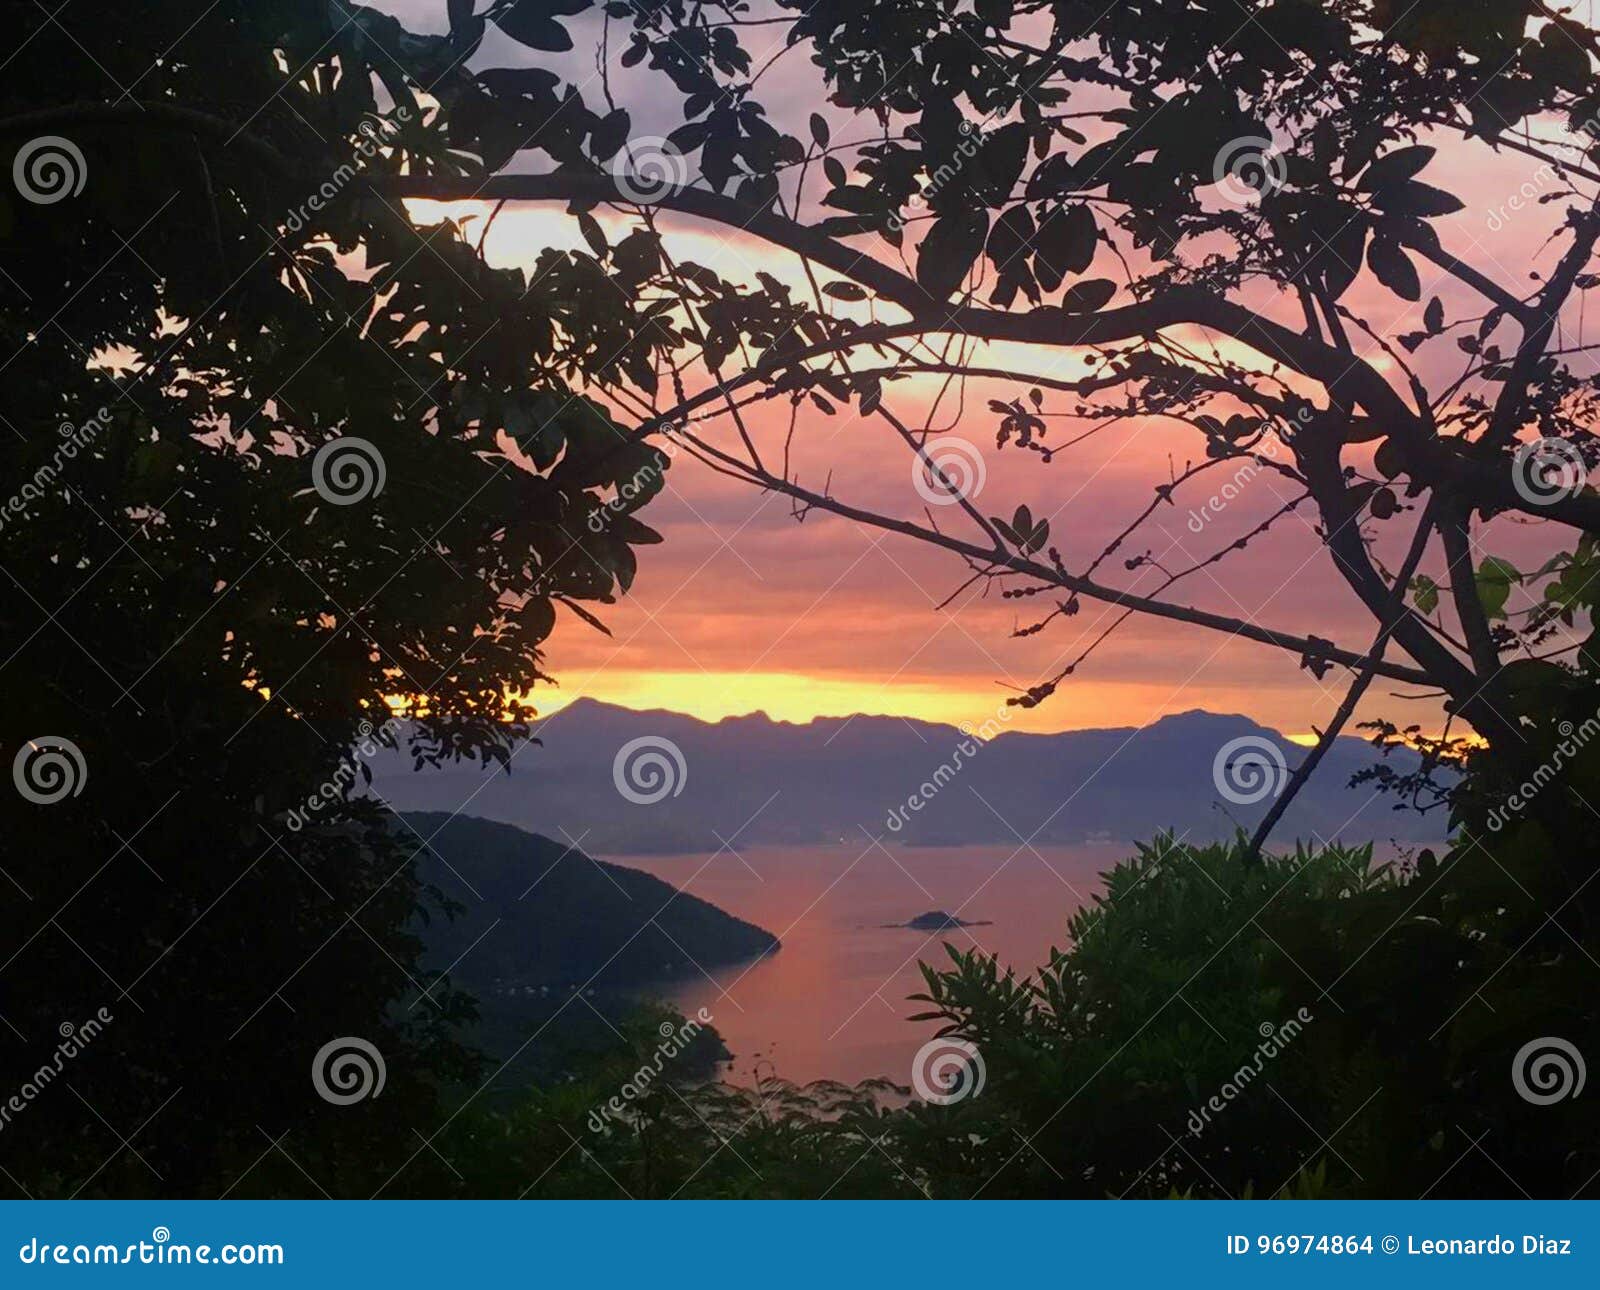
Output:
(621, 841), (1126, 1088)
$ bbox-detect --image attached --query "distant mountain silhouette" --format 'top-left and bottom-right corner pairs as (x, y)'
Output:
(371, 702), (1447, 854)
(404, 812), (779, 990)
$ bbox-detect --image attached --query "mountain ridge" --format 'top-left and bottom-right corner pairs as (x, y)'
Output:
(370, 700), (1445, 853)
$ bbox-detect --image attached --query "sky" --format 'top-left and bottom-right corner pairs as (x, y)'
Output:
(383, 2), (1591, 741)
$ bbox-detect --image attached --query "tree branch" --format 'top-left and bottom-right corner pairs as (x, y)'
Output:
(1247, 501), (1440, 859)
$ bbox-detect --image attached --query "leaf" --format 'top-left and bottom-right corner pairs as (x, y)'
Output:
(986, 204), (1036, 269)
(1367, 237), (1420, 300)
(1008, 505), (1049, 553)
(1424, 296), (1444, 332)
(609, 514), (664, 547)
(1357, 145), (1435, 192)
(1370, 486), (1398, 519)
(1475, 557), (1522, 620)
(1411, 575), (1440, 615)
(492, 1), (574, 51)
(1372, 181), (1464, 218)
(1033, 204), (1097, 281)
(989, 516), (1020, 545)
(612, 228), (661, 285)
(809, 113), (830, 148)
(1538, 23), (1592, 92)
(916, 210), (989, 301)
(1061, 278), (1116, 313)
(576, 211), (608, 258)
(590, 109), (631, 162)
(1320, 210), (1370, 299)
(1374, 438), (1405, 479)
(976, 123), (1030, 201)
(822, 280), (867, 301)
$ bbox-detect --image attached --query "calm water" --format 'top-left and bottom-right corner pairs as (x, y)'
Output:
(619, 842), (1121, 1087)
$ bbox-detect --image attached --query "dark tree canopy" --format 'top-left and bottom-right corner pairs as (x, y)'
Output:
(5, 0), (1600, 1199)
(0, 0), (669, 1192)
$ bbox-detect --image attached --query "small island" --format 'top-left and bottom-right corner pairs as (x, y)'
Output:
(886, 910), (992, 931)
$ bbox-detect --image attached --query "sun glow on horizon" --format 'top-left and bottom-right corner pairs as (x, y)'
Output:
(531, 670), (1006, 729)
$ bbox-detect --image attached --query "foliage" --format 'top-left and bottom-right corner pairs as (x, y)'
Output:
(905, 830), (1598, 1198)
(0, 0), (668, 1194)
(898, 836), (1393, 1197)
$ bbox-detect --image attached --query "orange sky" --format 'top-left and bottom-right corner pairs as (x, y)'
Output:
(405, 182), (1571, 744)
(387, 4), (1591, 742)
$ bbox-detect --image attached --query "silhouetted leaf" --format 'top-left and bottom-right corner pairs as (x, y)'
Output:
(916, 211), (989, 300)
(1368, 237), (1420, 300)
(1358, 145), (1435, 191)
(1372, 181), (1464, 218)
(1034, 204), (1097, 282)
(493, 1), (574, 50)
(1061, 278), (1116, 312)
